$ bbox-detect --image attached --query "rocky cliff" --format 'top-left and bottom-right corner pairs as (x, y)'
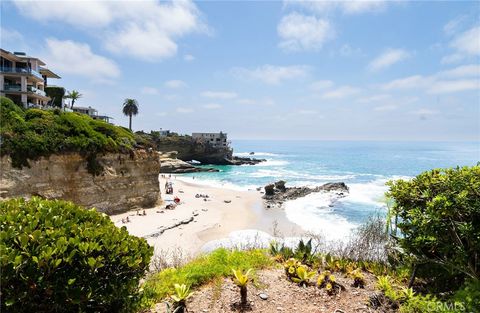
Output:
(0, 150), (161, 214)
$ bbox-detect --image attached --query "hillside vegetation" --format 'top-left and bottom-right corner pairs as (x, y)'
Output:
(0, 96), (135, 171)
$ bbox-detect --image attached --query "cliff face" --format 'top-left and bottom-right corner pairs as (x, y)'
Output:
(0, 150), (161, 214)
(153, 136), (233, 164)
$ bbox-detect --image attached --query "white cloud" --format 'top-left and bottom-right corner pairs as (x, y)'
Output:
(381, 75), (430, 90)
(1, 27), (24, 42)
(232, 65), (309, 84)
(13, 0), (114, 28)
(322, 85), (361, 99)
(381, 64), (479, 94)
(441, 53), (465, 65)
(438, 64), (480, 78)
(443, 26), (480, 64)
(14, 0), (208, 61)
(164, 80), (187, 89)
(357, 94), (392, 103)
(184, 54), (195, 61)
(42, 38), (120, 82)
(141, 87), (160, 95)
(444, 15), (467, 35)
(176, 107), (194, 114)
(203, 103), (222, 109)
(277, 12), (334, 52)
(374, 104), (397, 111)
(285, 0), (388, 15)
(449, 26), (480, 56)
(368, 48), (410, 71)
(310, 80), (334, 91)
(105, 24), (178, 61)
(201, 91), (238, 99)
(427, 79), (479, 94)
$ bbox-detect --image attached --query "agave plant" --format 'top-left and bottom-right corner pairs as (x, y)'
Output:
(283, 258), (303, 278)
(348, 269), (366, 288)
(170, 283), (192, 313)
(317, 270), (344, 295)
(376, 275), (393, 293)
(232, 268), (252, 307)
(294, 239), (314, 265)
(291, 265), (316, 287)
(400, 287), (415, 301)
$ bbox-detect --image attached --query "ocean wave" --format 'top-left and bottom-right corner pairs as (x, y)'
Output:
(256, 159), (289, 167)
(284, 192), (357, 241)
(175, 176), (257, 191)
(247, 169), (356, 182)
(341, 175), (412, 207)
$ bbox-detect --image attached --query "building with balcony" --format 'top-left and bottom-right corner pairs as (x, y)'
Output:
(72, 106), (113, 124)
(0, 49), (60, 108)
(192, 132), (230, 148)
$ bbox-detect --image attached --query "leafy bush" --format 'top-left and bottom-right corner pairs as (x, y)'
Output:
(387, 166), (480, 285)
(0, 96), (135, 172)
(0, 197), (153, 312)
(141, 249), (272, 309)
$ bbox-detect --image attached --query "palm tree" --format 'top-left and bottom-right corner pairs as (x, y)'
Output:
(122, 98), (139, 131)
(65, 90), (82, 109)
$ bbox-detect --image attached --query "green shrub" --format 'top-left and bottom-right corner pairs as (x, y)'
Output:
(141, 248), (272, 309)
(0, 96), (135, 173)
(0, 197), (153, 313)
(387, 166), (480, 286)
(453, 280), (480, 313)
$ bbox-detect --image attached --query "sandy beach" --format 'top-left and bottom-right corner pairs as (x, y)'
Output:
(111, 176), (302, 258)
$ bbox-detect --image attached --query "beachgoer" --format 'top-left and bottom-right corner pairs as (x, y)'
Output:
(143, 210), (146, 216)
(126, 216), (130, 223)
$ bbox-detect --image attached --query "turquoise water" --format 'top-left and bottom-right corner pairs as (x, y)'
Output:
(181, 141), (480, 239)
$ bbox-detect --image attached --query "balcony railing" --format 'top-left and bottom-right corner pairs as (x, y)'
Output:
(0, 66), (43, 79)
(2, 84), (47, 96)
(27, 85), (46, 97)
(3, 84), (22, 91)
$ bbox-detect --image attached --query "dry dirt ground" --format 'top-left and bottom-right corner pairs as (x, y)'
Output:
(150, 268), (381, 313)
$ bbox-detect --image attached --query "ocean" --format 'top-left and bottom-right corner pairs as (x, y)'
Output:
(180, 140), (480, 241)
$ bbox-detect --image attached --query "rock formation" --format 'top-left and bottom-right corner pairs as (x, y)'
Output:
(225, 156), (266, 165)
(263, 180), (349, 206)
(0, 150), (161, 214)
(159, 152), (219, 173)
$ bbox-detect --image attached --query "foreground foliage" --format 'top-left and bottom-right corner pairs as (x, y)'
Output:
(140, 249), (272, 309)
(387, 165), (480, 286)
(0, 197), (153, 313)
(0, 96), (134, 172)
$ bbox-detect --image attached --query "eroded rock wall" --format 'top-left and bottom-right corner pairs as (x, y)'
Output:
(0, 150), (161, 214)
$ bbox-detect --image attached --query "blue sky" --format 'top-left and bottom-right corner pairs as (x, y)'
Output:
(2, 0), (479, 140)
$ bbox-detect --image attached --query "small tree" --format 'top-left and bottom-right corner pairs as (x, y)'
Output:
(44, 86), (65, 108)
(122, 98), (139, 131)
(386, 166), (480, 285)
(65, 90), (82, 109)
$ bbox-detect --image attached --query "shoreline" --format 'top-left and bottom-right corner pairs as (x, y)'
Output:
(110, 176), (302, 257)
